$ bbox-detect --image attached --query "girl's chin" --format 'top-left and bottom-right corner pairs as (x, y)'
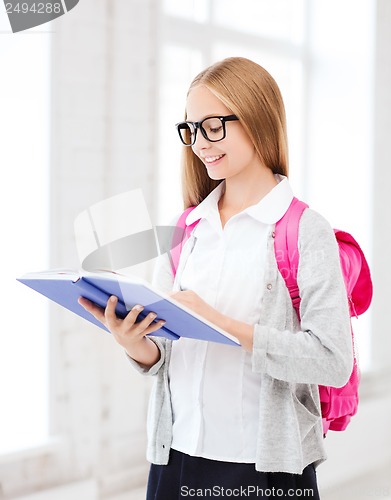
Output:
(204, 162), (225, 181)
(205, 170), (225, 181)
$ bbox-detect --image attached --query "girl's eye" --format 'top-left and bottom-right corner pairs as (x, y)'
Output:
(209, 126), (223, 134)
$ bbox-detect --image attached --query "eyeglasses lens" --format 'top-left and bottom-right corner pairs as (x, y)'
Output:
(178, 117), (225, 145)
(202, 118), (224, 142)
(178, 123), (195, 146)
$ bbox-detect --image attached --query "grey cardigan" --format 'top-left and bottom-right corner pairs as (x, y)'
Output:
(127, 208), (353, 474)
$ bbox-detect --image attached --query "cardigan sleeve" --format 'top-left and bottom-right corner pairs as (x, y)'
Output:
(252, 208), (354, 387)
(125, 336), (167, 375)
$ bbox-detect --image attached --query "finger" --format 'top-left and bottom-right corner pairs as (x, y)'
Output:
(105, 296), (121, 328)
(122, 304), (145, 327)
(78, 297), (106, 324)
(134, 316), (166, 337)
(133, 311), (160, 333)
(144, 319), (166, 335)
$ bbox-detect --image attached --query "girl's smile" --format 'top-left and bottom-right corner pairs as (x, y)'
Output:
(202, 153), (226, 166)
(201, 154), (225, 165)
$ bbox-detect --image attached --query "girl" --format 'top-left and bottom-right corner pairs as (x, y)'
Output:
(79, 57), (353, 499)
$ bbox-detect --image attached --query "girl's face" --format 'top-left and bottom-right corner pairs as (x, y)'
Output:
(186, 85), (262, 181)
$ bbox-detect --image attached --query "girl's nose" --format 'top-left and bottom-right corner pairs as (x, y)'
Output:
(193, 128), (209, 149)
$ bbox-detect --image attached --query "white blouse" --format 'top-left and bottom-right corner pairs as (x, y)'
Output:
(155, 176), (294, 463)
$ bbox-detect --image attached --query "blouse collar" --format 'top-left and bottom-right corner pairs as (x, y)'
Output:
(186, 175), (294, 226)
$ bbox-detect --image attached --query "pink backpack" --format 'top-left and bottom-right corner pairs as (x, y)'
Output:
(170, 198), (373, 435)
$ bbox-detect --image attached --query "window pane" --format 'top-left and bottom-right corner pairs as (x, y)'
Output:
(304, 0), (374, 370)
(212, 0), (306, 43)
(163, 0), (209, 23)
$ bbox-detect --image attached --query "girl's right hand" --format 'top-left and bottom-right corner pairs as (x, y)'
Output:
(78, 295), (166, 355)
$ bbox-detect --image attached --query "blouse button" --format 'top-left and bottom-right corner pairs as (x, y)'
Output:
(267, 283), (273, 290)
(272, 231), (276, 238)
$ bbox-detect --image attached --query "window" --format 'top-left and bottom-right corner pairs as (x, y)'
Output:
(156, 0), (373, 369)
(0, 19), (50, 453)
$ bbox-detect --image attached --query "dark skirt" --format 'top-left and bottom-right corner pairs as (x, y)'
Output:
(147, 449), (320, 499)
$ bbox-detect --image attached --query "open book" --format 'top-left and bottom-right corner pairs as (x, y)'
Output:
(17, 270), (240, 347)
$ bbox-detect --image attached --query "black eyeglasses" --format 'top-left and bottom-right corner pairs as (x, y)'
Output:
(175, 115), (239, 146)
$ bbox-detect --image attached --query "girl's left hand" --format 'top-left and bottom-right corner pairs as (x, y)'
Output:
(170, 289), (254, 352)
(169, 290), (213, 319)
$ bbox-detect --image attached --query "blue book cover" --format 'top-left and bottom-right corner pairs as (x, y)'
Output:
(17, 270), (240, 347)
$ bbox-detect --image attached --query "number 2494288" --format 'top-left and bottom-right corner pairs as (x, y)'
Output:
(5, 3), (62, 14)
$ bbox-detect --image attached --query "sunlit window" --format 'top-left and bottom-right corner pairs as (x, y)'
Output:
(163, 0), (209, 23)
(212, 0), (306, 43)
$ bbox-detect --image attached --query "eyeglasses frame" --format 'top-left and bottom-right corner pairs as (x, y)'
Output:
(175, 114), (239, 146)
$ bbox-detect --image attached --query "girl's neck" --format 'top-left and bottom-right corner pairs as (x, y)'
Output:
(218, 166), (278, 214)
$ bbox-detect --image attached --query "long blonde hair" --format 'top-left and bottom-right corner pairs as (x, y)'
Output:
(181, 57), (289, 208)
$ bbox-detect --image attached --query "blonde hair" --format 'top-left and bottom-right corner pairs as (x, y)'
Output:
(181, 57), (289, 208)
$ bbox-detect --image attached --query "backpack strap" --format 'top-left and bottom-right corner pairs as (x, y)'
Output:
(170, 206), (199, 276)
(274, 197), (308, 318)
